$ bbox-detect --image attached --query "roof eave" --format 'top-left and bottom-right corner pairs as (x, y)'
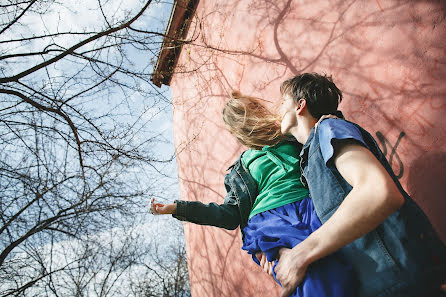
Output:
(151, 0), (199, 88)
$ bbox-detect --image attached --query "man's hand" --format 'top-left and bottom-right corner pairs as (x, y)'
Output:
(275, 247), (310, 297)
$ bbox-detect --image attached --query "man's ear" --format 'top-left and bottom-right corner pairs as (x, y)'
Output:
(296, 98), (306, 114)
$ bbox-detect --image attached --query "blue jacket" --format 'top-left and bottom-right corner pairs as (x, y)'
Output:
(300, 119), (446, 297)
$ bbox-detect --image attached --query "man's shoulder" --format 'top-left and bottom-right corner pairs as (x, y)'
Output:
(319, 118), (359, 130)
(318, 119), (365, 138)
(316, 119), (369, 164)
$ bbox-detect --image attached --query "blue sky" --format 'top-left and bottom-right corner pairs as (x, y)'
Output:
(0, 1), (186, 294)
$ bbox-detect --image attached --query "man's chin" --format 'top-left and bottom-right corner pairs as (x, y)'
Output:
(280, 126), (289, 135)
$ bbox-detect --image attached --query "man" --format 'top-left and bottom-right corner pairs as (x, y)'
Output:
(266, 73), (445, 297)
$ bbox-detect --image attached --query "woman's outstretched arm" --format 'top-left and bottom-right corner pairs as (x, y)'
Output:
(149, 198), (241, 230)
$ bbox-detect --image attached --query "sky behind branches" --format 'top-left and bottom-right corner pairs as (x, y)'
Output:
(1, 1), (186, 295)
(2, 0), (180, 201)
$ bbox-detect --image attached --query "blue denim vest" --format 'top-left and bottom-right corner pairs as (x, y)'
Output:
(300, 120), (446, 297)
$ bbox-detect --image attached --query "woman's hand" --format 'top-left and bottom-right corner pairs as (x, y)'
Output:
(315, 114), (339, 129)
(255, 252), (274, 278)
(149, 197), (177, 215)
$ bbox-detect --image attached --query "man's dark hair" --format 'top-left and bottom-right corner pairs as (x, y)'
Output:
(280, 73), (343, 119)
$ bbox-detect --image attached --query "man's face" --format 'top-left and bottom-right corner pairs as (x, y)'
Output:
(279, 93), (298, 135)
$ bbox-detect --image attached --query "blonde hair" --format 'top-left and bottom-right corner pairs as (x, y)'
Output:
(222, 91), (283, 150)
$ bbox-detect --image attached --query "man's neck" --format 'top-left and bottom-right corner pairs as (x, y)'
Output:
(291, 117), (317, 145)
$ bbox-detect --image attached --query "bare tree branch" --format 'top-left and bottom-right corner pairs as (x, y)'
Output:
(0, 0), (153, 84)
(0, 88), (84, 172)
(0, 1), (191, 295)
(0, 0), (38, 35)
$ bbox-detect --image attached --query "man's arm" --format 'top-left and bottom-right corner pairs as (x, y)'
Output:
(274, 141), (405, 297)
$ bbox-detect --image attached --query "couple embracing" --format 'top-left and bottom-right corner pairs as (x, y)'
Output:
(151, 73), (446, 297)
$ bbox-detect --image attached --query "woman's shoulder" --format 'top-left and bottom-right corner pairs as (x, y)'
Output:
(240, 148), (264, 166)
(241, 148), (265, 162)
(272, 140), (301, 155)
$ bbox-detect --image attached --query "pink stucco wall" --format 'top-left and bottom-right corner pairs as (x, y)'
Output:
(169, 1), (446, 296)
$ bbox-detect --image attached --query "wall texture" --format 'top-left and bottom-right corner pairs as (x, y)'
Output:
(169, 1), (446, 296)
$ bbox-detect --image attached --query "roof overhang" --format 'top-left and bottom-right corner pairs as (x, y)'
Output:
(151, 0), (199, 87)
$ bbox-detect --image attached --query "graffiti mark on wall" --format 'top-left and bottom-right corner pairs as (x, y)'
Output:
(375, 131), (406, 179)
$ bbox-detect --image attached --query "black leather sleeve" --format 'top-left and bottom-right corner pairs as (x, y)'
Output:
(173, 200), (241, 230)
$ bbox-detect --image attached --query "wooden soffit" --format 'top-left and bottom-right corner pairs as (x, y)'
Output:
(151, 0), (199, 87)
